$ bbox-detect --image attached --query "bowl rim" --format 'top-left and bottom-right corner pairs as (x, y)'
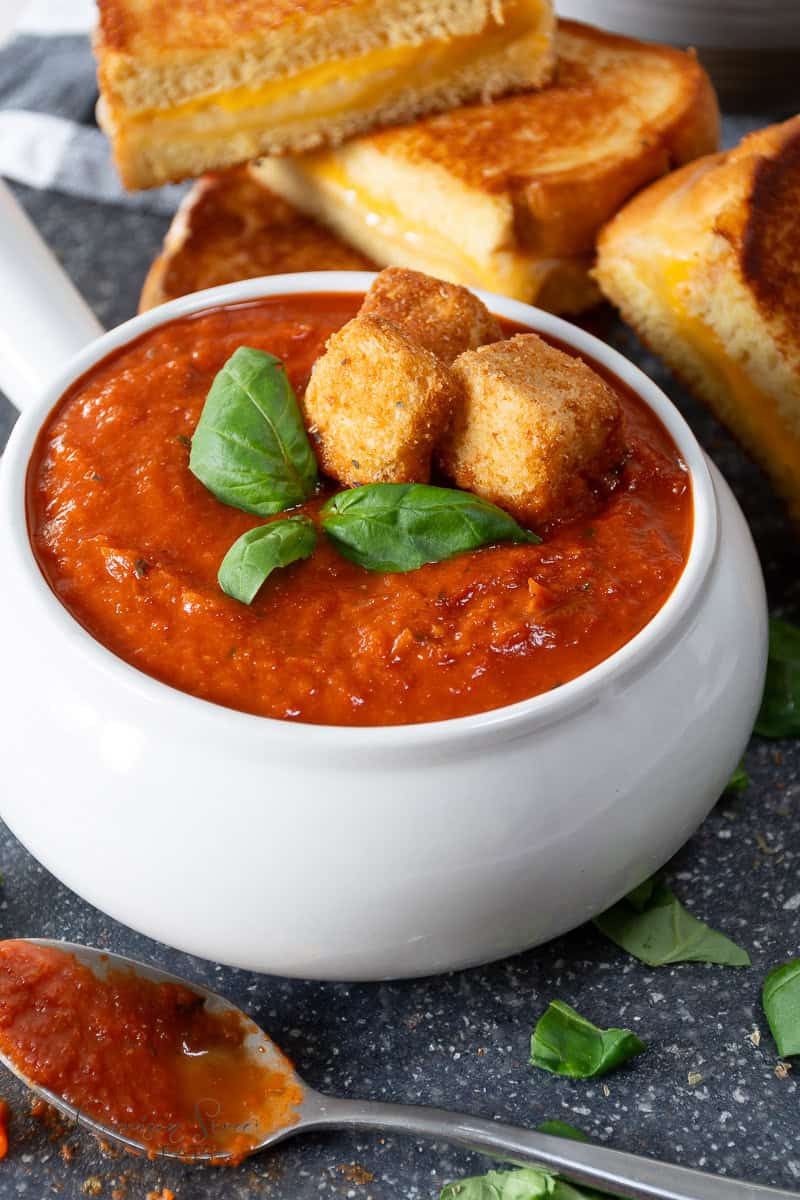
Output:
(2, 270), (718, 751)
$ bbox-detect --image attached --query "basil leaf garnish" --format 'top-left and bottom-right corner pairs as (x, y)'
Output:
(530, 1000), (645, 1079)
(754, 618), (800, 738)
(321, 483), (540, 573)
(593, 878), (750, 967)
(763, 959), (800, 1058)
(726, 761), (750, 792)
(218, 515), (316, 604)
(440, 1167), (592, 1199)
(190, 346), (317, 515)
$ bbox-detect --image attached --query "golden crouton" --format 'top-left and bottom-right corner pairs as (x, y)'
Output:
(440, 334), (624, 526)
(303, 315), (460, 486)
(358, 268), (503, 365)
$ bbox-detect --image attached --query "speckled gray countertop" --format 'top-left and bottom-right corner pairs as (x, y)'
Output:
(2, 119), (800, 1199)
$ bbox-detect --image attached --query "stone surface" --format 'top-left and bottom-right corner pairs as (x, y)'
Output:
(2, 123), (800, 1198)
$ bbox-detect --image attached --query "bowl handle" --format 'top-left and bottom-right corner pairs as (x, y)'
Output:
(0, 180), (104, 414)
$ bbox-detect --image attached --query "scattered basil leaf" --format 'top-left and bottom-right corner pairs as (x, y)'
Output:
(440, 1127), (615, 1200)
(536, 1122), (620, 1199)
(440, 1167), (592, 1200)
(218, 516), (316, 604)
(623, 878), (655, 912)
(321, 483), (540, 573)
(726, 761), (750, 792)
(530, 1000), (645, 1079)
(754, 618), (800, 738)
(763, 959), (800, 1057)
(190, 346), (317, 515)
(537, 1121), (589, 1143)
(594, 879), (750, 967)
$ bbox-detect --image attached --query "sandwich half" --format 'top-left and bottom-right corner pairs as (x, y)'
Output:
(595, 116), (800, 522)
(139, 167), (374, 311)
(95, 0), (556, 190)
(253, 20), (718, 314)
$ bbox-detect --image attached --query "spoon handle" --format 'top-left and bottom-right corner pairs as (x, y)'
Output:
(302, 1093), (796, 1199)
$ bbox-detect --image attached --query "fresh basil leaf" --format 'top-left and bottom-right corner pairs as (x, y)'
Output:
(218, 515), (316, 604)
(594, 879), (750, 967)
(537, 1123), (620, 1199)
(763, 959), (800, 1057)
(624, 878), (655, 912)
(190, 346), (317, 515)
(726, 761), (750, 792)
(440, 1167), (554, 1200)
(755, 618), (800, 738)
(537, 1121), (590, 1143)
(440, 1167), (592, 1200)
(440, 1132), (613, 1200)
(530, 1000), (645, 1079)
(321, 483), (540, 573)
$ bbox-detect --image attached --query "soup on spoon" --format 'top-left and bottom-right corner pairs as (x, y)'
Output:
(0, 940), (303, 1161)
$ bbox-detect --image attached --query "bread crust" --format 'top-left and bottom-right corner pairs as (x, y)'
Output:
(139, 167), (373, 311)
(595, 115), (800, 522)
(98, 0), (356, 55)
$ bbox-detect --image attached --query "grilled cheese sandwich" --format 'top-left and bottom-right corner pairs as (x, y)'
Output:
(254, 20), (719, 314)
(95, 0), (555, 189)
(595, 117), (800, 519)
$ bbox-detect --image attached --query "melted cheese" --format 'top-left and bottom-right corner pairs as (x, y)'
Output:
(660, 259), (800, 477)
(286, 156), (571, 302)
(302, 158), (536, 295)
(127, 1), (548, 133)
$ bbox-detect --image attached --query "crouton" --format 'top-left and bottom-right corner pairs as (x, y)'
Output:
(440, 333), (624, 526)
(303, 315), (460, 486)
(358, 268), (503, 365)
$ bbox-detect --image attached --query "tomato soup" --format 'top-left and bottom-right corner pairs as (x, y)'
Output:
(28, 294), (692, 726)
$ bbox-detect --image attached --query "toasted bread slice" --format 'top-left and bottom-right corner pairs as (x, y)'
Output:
(95, 0), (555, 190)
(440, 333), (623, 526)
(303, 315), (459, 486)
(139, 168), (374, 311)
(254, 19), (718, 315)
(595, 116), (800, 523)
(358, 268), (502, 364)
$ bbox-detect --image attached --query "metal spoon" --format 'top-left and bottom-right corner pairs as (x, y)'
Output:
(1, 940), (795, 1200)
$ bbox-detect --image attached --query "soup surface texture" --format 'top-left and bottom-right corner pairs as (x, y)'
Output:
(29, 294), (692, 726)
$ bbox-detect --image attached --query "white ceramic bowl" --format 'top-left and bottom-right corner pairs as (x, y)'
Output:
(0, 194), (767, 981)
(556, 0), (800, 107)
(556, 0), (799, 50)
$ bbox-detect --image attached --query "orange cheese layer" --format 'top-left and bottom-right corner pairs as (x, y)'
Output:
(291, 156), (539, 297)
(662, 259), (800, 477)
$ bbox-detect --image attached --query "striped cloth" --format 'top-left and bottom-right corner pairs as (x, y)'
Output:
(0, 0), (187, 214)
